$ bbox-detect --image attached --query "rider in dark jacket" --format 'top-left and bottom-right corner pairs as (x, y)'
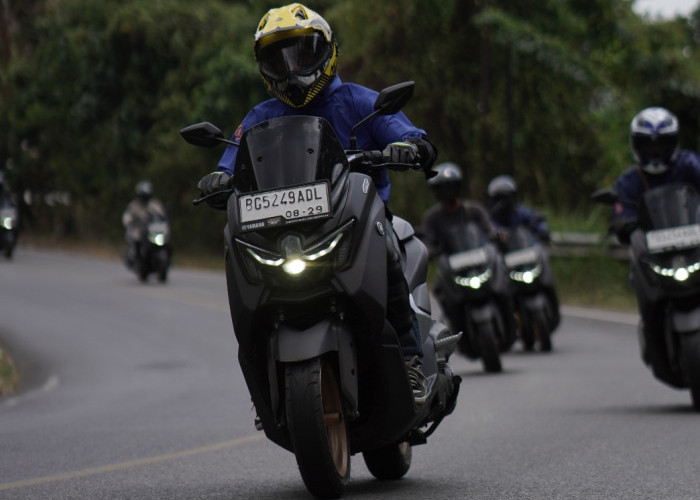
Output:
(195, 3), (438, 403)
(611, 107), (700, 245)
(611, 107), (700, 384)
(487, 175), (550, 244)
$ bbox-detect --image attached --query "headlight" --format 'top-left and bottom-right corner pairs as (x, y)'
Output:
(509, 263), (542, 284)
(647, 260), (700, 282)
(237, 219), (355, 278)
(149, 233), (167, 246)
(454, 268), (492, 289)
(1, 216), (13, 230)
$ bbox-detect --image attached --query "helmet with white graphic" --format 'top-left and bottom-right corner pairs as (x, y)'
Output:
(630, 107), (679, 175)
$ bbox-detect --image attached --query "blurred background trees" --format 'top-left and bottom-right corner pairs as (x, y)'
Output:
(1, 0), (699, 254)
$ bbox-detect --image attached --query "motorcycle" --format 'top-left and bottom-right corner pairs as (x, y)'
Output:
(0, 203), (19, 259)
(180, 82), (462, 498)
(593, 183), (700, 411)
(124, 215), (171, 283)
(502, 226), (560, 352)
(432, 218), (516, 373)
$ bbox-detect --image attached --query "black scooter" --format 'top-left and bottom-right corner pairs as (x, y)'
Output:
(432, 218), (516, 373)
(594, 183), (700, 411)
(502, 226), (560, 351)
(0, 203), (18, 259)
(125, 215), (171, 283)
(181, 82), (461, 498)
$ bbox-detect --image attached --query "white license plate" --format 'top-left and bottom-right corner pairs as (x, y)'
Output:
(238, 182), (330, 230)
(646, 223), (700, 253)
(504, 247), (539, 268)
(448, 248), (488, 271)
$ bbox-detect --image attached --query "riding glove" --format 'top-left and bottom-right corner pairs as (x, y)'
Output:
(197, 171), (232, 210)
(383, 142), (419, 165)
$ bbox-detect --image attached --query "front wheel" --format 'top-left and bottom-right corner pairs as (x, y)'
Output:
(681, 333), (700, 411)
(286, 357), (350, 499)
(477, 321), (502, 373)
(362, 441), (412, 480)
(533, 310), (552, 352)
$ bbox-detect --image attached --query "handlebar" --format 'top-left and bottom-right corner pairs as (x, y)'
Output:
(346, 150), (420, 172)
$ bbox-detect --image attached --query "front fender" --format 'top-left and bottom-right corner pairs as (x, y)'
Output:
(671, 307), (700, 334)
(272, 320), (358, 411)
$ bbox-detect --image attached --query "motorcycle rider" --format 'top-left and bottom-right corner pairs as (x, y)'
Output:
(195, 3), (438, 402)
(122, 180), (168, 268)
(610, 107), (700, 383)
(420, 162), (497, 259)
(487, 174), (560, 334)
(420, 162), (516, 341)
(487, 174), (550, 244)
(611, 107), (700, 244)
(0, 171), (14, 208)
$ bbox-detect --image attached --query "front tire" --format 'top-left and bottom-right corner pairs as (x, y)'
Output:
(681, 333), (700, 411)
(362, 441), (412, 480)
(286, 357), (350, 499)
(477, 321), (502, 373)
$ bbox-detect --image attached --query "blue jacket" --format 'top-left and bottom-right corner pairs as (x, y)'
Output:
(217, 76), (429, 205)
(612, 149), (700, 221)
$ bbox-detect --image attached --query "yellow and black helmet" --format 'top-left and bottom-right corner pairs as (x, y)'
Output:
(254, 3), (338, 108)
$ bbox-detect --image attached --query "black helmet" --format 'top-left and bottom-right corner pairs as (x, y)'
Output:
(428, 162), (463, 205)
(630, 107), (679, 175)
(135, 180), (153, 201)
(487, 175), (517, 221)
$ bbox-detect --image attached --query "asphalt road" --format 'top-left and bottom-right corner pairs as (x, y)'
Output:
(1, 247), (699, 500)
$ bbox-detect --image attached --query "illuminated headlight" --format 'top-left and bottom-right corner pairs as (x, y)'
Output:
(240, 221), (353, 277)
(509, 263), (542, 284)
(649, 260), (700, 282)
(1, 217), (13, 230)
(454, 268), (492, 289)
(149, 233), (166, 246)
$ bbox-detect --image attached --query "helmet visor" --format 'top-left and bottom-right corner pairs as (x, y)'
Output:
(258, 33), (330, 81)
(632, 134), (678, 165)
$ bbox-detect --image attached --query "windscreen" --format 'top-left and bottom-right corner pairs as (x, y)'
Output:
(233, 116), (348, 193)
(639, 184), (700, 230)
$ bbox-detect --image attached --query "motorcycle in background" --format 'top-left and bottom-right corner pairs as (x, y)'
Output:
(433, 219), (516, 373)
(593, 183), (700, 411)
(502, 226), (560, 351)
(124, 215), (171, 283)
(181, 82), (462, 499)
(0, 203), (19, 259)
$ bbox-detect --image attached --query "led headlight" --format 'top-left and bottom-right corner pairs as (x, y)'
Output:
(238, 220), (354, 277)
(648, 260), (700, 282)
(454, 268), (492, 289)
(1, 216), (13, 230)
(509, 263), (542, 284)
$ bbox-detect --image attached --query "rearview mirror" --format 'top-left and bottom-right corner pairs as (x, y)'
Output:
(374, 81), (415, 115)
(180, 122), (235, 149)
(591, 187), (619, 205)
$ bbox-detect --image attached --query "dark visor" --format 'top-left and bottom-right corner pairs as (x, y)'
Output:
(258, 33), (330, 80)
(632, 134), (677, 160)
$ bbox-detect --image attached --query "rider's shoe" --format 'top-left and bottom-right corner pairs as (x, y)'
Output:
(405, 356), (428, 404)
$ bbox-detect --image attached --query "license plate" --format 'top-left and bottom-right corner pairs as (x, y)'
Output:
(646, 223), (700, 253)
(238, 182), (330, 230)
(448, 248), (488, 271)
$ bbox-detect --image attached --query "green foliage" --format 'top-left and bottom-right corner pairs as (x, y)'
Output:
(2, 0), (700, 255)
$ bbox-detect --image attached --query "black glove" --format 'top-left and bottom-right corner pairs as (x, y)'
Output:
(383, 141), (419, 166)
(197, 171), (232, 209)
(198, 171), (232, 195)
